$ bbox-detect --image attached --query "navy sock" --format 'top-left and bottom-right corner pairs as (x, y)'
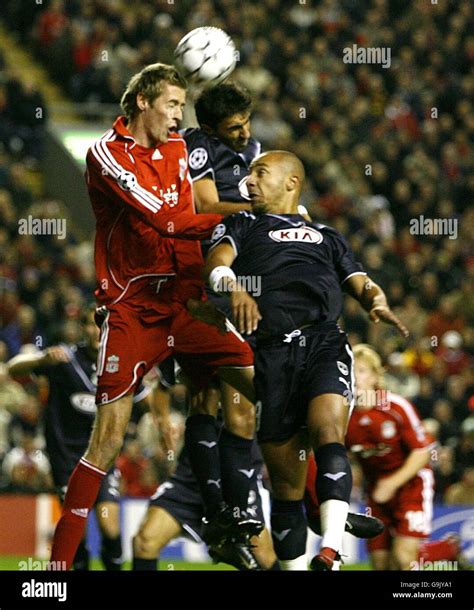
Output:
(270, 499), (307, 560)
(219, 428), (253, 518)
(315, 442), (352, 504)
(72, 538), (89, 571)
(101, 535), (123, 571)
(185, 414), (223, 517)
(132, 557), (158, 570)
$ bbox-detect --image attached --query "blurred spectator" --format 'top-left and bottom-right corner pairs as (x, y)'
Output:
(432, 446), (461, 504)
(117, 438), (159, 498)
(435, 331), (470, 376)
(384, 352), (420, 399)
(1, 432), (52, 493)
(444, 467), (474, 506)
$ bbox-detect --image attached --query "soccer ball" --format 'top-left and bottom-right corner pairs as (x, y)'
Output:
(174, 27), (237, 86)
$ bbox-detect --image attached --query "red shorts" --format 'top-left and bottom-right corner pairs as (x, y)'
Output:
(366, 468), (434, 552)
(95, 302), (253, 405)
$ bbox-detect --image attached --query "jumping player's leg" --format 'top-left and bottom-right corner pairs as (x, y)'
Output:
(133, 507), (182, 570)
(219, 381), (256, 520)
(50, 395), (133, 570)
(260, 431), (310, 571)
(251, 528), (279, 570)
(185, 386), (224, 518)
(371, 549), (391, 570)
(307, 393), (352, 570)
(96, 501), (122, 571)
(392, 536), (422, 570)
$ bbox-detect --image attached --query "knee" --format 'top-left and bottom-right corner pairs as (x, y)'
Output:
(312, 424), (345, 448)
(98, 514), (120, 539)
(133, 531), (161, 559)
(224, 404), (255, 439)
(87, 433), (124, 469)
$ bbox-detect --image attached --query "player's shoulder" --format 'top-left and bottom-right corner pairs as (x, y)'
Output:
(225, 210), (257, 228)
(182, 127), (213, 151)
(386, 392), (420, 420)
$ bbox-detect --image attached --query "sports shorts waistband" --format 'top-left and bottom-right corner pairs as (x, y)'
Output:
(256, 320), (340, 346)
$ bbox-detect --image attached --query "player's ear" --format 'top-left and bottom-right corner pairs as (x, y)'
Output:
(286, 175), (299, 192)
(136, 93), (149, 112)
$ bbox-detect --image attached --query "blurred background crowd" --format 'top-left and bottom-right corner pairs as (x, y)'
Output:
(0, 0), (472, 505)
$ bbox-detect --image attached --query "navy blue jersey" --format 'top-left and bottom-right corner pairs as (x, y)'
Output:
(183, 128), (261, 203)
(209, 212), (366, 336)
(35, 343), (149, 464)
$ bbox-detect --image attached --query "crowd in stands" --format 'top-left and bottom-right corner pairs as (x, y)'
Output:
(0, 0), (472, 503)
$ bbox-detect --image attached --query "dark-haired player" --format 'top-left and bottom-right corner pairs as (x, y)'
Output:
(7, 307), (150, 570)
(49, 63), (261, 570)
(201, 150), (409, 570)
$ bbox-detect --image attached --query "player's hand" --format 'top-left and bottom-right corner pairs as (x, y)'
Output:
(372, 477), (399, 504)
(369, 305), (409, 338)
(231, 290), (262, 335)
(43, 346), (71, 365)
(186, 298), (227, 335)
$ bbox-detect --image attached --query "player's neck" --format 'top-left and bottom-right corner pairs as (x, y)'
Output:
(127, 119), (158, 148)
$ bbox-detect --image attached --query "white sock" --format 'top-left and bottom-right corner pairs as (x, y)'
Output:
(280, 555), (308, 571)
(332, 560), (341, 571)
(320, 499), (349, 552)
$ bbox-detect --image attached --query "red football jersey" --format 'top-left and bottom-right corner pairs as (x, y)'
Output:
(346, 392), (435, 487)
(86, 117), (222, 306)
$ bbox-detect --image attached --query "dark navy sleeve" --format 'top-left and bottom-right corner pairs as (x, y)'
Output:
(183, 128), (215, 182)
(330, 230), (366, 284)
(208, 211), (251, 256)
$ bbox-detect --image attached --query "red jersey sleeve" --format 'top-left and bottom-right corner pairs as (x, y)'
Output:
(389, 394), (435, 452)
(86, 139), (222, 240)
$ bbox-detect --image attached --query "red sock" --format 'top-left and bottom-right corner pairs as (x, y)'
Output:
(50, 458), (106, 570)
(419, 537), (459, 562)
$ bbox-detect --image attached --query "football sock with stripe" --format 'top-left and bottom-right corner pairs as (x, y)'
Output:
(271, 499), (307, 570)
(219, 428), (253, 518)
(50, 458), (106, 570)
(185, 414), (223, 517)
(315, 443), (352, 552)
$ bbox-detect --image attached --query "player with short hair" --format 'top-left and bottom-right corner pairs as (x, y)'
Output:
(7, 306), (150, 570)
(200, 150), (409, 570)
(49, 63), (262, 570)
(346, 344), (435, 570)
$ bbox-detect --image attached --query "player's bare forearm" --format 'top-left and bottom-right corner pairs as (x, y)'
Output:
(199, 200), (251, 216)
(7, 347), (70, 377)
(383, 448), (431, 490)
(194, 177), (251, 216)
(203, 242), (236, 283)
(344, 274), (409, 337)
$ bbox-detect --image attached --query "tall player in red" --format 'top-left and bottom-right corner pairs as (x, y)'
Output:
(50, 64), (260, 569)
(346, 344), (435, 570)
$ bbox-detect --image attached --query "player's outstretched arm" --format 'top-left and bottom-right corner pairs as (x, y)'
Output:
(7, 346), (71, 377)
(86, 148), (222, 240)
(343, 274), (409, 338)
(194, 178), (251, 216)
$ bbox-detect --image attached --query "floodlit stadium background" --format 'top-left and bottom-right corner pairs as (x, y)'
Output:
(0, 0), (472, 569)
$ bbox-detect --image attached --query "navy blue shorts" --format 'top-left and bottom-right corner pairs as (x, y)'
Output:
(255, 322), (355, 443)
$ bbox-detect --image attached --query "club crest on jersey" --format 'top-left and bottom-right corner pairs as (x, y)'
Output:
(117, 170), (137, 191)
(160, 184), (179, 207)
(381, 420), (396, 439)
(189, 147), (208, 170)
(211, 223), (226, 241)
(105, 355), (119, 373)
(269, 226), (323, 243)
